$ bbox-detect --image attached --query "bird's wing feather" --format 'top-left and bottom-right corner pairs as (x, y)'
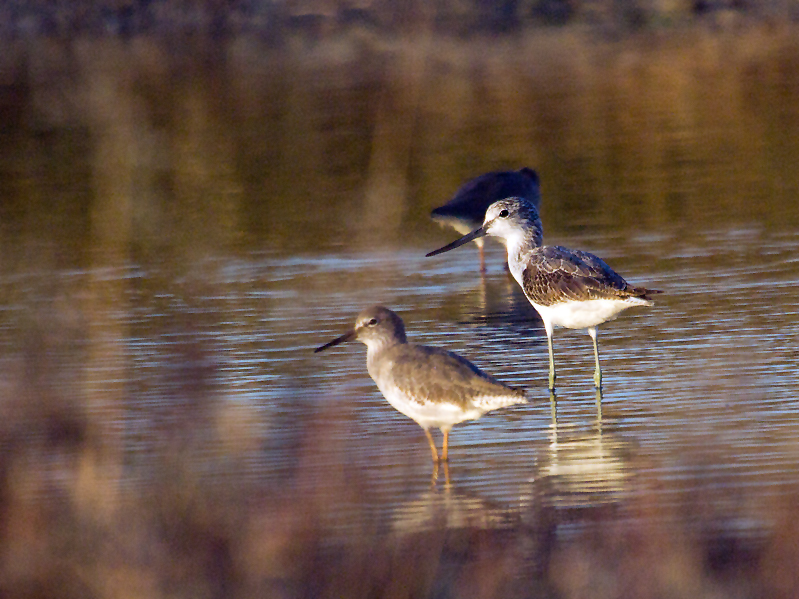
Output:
(522, 246), (638, 305)
(374, 344), (524, 408)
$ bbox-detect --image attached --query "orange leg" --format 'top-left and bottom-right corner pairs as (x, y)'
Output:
(441, 428), (450, 462)
(424, 429), (439, 462)
(478, 245), (486, 274)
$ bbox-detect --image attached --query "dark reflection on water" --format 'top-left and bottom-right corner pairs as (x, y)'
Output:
(1, 26), (799, 597)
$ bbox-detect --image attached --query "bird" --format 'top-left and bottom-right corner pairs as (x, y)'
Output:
(314, 305), (527, 462)
(430, 168), (541, 273)
(426, 197), (661, 391)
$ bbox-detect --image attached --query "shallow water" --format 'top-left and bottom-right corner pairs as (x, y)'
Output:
(1, 27), (799, 596)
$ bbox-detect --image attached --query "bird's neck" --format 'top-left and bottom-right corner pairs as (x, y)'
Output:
(365, 336), (404, 370)
(504, 223), (542, 284)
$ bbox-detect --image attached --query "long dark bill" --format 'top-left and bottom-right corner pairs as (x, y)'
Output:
(425, 226), (487, 257)
(314, 329), (357, 353)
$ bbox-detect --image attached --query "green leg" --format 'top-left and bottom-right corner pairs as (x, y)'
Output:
(550, 389), (558, 427)
(546, 326), (556, 391)
(595, 387), (603, 422)
(588, 327), (602, 389)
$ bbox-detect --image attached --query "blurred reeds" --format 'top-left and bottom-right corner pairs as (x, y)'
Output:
(2, 374), (799, 598)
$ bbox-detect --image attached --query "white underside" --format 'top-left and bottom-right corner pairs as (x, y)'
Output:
(375, 383), (520, 431)
(532, 298), (651, 332)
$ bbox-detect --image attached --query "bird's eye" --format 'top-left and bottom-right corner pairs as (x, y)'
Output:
(499, 209), (509, 218)
(367, 318), (378, 326)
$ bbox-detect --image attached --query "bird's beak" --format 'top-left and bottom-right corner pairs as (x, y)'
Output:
(426, 225), (488, 257)
(314, 329), (357, 353)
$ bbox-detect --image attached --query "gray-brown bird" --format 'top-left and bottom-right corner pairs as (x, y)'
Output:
(315, 306), (527, 462)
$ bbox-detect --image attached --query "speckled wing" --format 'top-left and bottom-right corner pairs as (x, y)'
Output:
(373, 344), (526, 410)
(522, 246), (650, 306)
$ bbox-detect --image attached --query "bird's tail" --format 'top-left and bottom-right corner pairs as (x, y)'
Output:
(630, 287), (662, 303)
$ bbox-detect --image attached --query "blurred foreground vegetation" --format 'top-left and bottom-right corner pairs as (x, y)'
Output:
(2, 381), (799, 598)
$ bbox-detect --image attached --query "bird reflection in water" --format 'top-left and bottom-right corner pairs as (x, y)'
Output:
(432, 459), (450, 486)
(533, 389), (632, 511)
(391, 470), (522, 537)
(435, 254), (540, 326)
(549, 387), (604, 426)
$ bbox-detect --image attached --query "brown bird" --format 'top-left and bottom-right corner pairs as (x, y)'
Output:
(315, 306), (527, 462)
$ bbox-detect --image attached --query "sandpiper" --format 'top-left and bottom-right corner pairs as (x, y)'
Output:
(315, 305), (527, 462)
(431, 168), (541, 273)
(427, 197), (660, 391)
